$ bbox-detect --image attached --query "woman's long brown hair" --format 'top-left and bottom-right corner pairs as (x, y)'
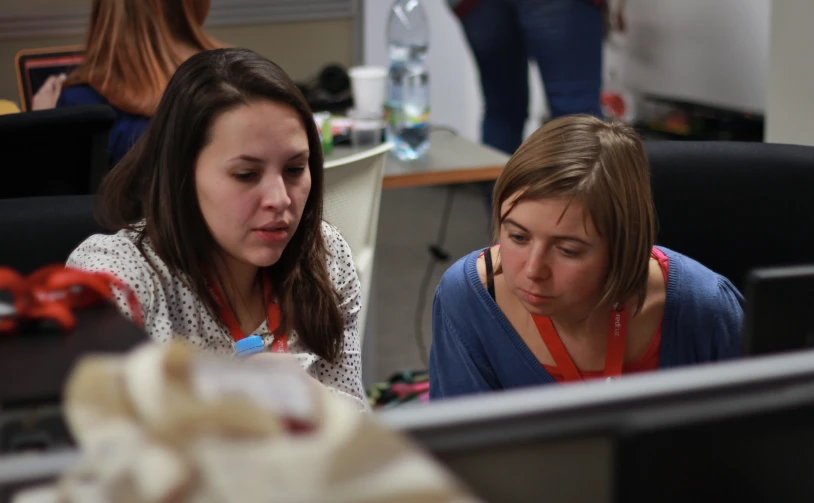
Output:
(64, 0), (218, 116)
(97, 48), (345, 362)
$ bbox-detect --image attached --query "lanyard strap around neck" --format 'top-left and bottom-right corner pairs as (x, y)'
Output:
(533, 306), (628, 381)
(205, 272), (287, 353)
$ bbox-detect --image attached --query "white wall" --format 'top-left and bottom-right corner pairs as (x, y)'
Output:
(364, 0), (770, 144)
(612, 0), (769, 114)
(765, 0), (814, 146)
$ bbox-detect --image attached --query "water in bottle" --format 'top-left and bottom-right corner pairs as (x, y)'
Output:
(386, 0), (430, 161)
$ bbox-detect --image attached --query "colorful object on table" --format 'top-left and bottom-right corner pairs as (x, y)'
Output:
(601, 90), (631, 122)
(367, 369), (430, 409)
(314, 112), (333, 155)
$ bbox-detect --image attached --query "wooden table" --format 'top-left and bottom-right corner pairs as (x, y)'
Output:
(327, 130), (510, 189)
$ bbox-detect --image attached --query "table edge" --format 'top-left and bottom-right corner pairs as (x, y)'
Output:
(382, 165), (504, 189)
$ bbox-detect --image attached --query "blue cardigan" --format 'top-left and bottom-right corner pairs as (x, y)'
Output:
(57, 84), (150, 166)
(429, 247), (745, 400)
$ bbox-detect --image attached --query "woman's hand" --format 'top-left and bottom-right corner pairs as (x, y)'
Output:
(613, 0), (627, 33)
(248, 352), (323, 387)
(31, 73), (67, 111)
(614, 9), (626, 33)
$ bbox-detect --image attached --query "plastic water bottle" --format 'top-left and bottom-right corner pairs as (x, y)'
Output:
(386, 0), (430, 161)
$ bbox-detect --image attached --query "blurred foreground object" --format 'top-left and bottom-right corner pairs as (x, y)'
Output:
(14, 342), (479, 503)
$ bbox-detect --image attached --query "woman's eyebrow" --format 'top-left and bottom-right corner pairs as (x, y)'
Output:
(228, 154), (264, 163)
(550, 235), (593, 247)
(287, 150), (309, 161)
(504, 219), (592, 246)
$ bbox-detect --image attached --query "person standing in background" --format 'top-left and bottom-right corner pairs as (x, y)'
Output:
(32, 0), (220, 166)
(447, 0), (625, 208)
(447, 0), (623, 154)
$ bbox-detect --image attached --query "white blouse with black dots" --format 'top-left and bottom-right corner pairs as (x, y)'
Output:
(67, 221), (368, 412)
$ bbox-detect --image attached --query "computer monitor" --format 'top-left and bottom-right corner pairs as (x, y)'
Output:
(742, 264), (814, 356)
(15, 47), (84, 112)
(381, 350), (814, 503)
(614, 386), (814, 503)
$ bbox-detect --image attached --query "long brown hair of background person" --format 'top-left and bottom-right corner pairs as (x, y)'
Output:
(64, 0), (219, 117)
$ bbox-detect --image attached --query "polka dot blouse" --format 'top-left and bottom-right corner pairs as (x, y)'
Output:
(67, 221), (368, 412)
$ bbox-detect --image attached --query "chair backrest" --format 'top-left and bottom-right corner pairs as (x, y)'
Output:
(323, 143), (392, 343)
(0, 195), (108, 275)
(0, 104), (116, 199)
(646, 140), (814, 291)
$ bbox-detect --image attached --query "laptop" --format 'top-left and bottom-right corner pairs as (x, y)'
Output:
(15, 47), (84, 112)
(742, 264), (814, 356)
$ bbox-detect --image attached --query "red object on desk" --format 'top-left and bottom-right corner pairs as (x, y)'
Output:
(0, 264), (143, 334)
(390, 381), (430, 398)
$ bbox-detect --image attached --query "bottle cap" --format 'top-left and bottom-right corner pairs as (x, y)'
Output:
(235, 335), (265, 356)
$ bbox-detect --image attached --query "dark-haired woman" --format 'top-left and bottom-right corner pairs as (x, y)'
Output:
(68, 48), (366, 411)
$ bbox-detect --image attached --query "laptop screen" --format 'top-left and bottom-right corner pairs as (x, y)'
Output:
(15, 48), (84, 111)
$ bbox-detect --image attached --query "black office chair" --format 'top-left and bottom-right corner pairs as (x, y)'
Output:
(0, 104), (116, 199)
(0, 195), (108, 274)
(646, 140), (814, 291)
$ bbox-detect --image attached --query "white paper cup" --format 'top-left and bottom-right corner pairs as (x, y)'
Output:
(349, 66), (388, 114)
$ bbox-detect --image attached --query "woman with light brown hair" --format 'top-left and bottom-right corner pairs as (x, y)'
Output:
(429, 114), (744, 399)
(34, 0), (219, 165)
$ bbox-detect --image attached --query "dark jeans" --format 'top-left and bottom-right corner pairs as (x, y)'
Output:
(457, 0), (604, 211)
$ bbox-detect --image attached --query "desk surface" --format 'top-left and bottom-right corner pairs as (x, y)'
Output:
(327, 131), (510, 189)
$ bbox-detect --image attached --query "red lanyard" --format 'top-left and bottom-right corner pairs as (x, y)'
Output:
(533, 305), (628, 381)
(1, 265), (144, 334)
(205, 272), (287, 353)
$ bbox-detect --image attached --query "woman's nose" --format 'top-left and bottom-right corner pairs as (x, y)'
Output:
(261, 174), (291, 210)
(524, 247), (551, 281)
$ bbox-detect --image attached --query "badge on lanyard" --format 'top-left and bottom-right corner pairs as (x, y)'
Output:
(204, 272), (289, 354)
